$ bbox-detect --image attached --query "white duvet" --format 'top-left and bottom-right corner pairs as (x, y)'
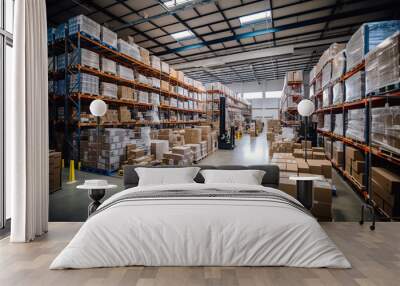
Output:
(50, 183), (351, 269)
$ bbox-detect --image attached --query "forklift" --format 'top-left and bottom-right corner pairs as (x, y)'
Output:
(218, 97), (235, 150)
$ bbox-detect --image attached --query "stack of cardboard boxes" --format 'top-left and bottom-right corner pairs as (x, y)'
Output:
(345, 146), (365, 186)
(118, 106), (132, 122)
(184, 128), (202, 144)
(150, 140), (169, 161)
(124, 143), (154, 166)
(49, 151), (62, 193)
(163, 146), (193, 166)
(371, 167), (400, 217)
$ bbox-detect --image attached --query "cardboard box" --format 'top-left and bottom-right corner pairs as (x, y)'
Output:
(371, 167), (400, 194)
(297, 160), (310, 173)
(307, 160), (323, 175)
(313, 180), (332, 204)
(352, 171), (365, 186)
(312, 152), (326, 160)
(150, 140), (169, 160)
(184, 128), (202, 144)
(311, 201), (332, 221)
(320, 160), (332, 179)
(352, 160), (365, 174)
(286, 163), (298, 173)
(279, 178), (297, 198)
(279, 171), (298, 179)
(312, 147), (324, 153)
(301, 140), (312, 149)
(371, 178), (395, 206)
(346, 146), (364, 161)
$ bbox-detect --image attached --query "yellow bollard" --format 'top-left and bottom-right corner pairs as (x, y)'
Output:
(67, 160), (77, 184)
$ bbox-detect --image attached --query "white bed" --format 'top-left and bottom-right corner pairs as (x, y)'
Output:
(50, 183), (351, 269)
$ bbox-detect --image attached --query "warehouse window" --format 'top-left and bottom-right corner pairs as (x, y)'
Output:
(243, 92), (263, 99)
(265, 91), (282, 98)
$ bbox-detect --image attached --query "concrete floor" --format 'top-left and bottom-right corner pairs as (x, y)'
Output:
(50, 133), (366, 222)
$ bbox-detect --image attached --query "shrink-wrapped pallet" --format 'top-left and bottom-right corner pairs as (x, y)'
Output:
(346, 109), (366, 142)
(100, 82), (117, 98)
(117, 64), (134, 81)
(333, 113), (343, 136)
(139, 47), (150, 65)
(70, 48), (99, 70)
(365, 32), (400, 94)
(345, 71), (365, 102)
(101, 26), (117, 49)
(346, 20), (400, 71)
(138, 91), (149, 103)
(331, 49), (346, 81)
(117, 86), (133, 100)
(323, 114), (331, 132)
(68, 15), (100, 40)
(371, 106), (400, 153)
(332, 82), (344, 105)
(118, 39), (141, 60)
(70, 73), (99, 95)
(55, 23), (67, 40)
(151, 55), (161, 70)
(322, 87), (331, 107)
(321, 61), (332, 88)
(101, 57), (117, 75)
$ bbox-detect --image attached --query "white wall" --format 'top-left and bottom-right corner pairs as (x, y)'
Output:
(227, 79), (284, 121)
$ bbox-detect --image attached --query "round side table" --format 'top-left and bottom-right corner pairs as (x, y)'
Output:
(289, 175), (324, 210)
(77, 180), (117, 216)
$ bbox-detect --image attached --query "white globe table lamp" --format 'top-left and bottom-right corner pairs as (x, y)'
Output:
(297, 99), (315, 161)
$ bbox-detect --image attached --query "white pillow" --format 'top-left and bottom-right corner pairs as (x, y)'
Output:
(200, 169), (266, 185)
(136, 167), (201, 186)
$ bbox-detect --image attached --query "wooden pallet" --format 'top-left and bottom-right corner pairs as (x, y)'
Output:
(367, 82), (400, 97)
(101, 41), (118, 51)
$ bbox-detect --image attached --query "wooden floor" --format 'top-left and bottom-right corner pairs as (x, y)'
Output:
(0, 222), (399, 286)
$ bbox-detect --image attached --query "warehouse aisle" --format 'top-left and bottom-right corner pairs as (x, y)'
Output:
(200, 133), (270, 165)
(50, 133), (365, 222)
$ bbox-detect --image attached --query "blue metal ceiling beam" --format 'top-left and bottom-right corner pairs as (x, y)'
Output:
(156, 3), (391, 56)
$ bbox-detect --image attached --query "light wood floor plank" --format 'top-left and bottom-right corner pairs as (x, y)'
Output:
(0, 222), (399, 286)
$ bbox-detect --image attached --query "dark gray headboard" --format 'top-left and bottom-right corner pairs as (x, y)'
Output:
(123, 165), (280, 189)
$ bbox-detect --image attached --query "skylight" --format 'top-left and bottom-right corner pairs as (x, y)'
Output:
(163, 0), (194, 9)
(239, 11), (272, 26)
(171, 30), (195, 41)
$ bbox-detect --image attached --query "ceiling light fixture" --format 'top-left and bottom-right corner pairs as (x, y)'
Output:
(171, 30), (195, 41)
(239, 10), (272, 26)
(163, 0), (194, 9)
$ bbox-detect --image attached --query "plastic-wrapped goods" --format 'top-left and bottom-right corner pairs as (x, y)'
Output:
(333, 113), (343, 136)
(371, 106), (400, 153)
(100, 82), (117, 98)
(117, 64), (134, 81)
(55, 23), (66, 40)
(101, 26), (117, 49)
(331, 50), (346, 81)
(101, 57), (116, 75)
(68, 15), (101, 40)
(323, 114), (331, 132)
(140, 47), (150, 65)
(136, 73), (150, 85)
(322, 87), (331, 107)
(70, 48), (99, 70)
(346, 109), (366, 142)
(365, 32), (400, 95)
(151, 78), (161, 88)
(151, 55), (161, 70)
(317, 43), (346, 74)
(321, 61), (332, 88)
(346, 20), (400, 71)
(285, 70), (303, 83)
(332, 82), (344, 105)
(117, 86), (133, 100)
(118, 39), (141, 60)
(150, 93), (160, 106)
(161, 62), (169, 74)
(309, 66), (316, 84)
(345, 71), (365, 102)
(138, 91), (149, 103)
(56, 80), (66, 95)
(70, 73), (99, 95)
(56, 54), (68, 71)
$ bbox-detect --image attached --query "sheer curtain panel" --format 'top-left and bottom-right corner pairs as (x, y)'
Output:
(9, 0), (49, 242)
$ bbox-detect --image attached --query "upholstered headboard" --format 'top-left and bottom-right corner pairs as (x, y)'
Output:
(123, 165), (280, 189)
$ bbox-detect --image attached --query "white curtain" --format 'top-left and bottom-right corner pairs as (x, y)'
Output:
(8, 0), (49, 242)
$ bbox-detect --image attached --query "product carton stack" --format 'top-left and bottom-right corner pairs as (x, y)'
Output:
(371, 167), (400, 216)
(184, 128), (202, 144)
(158, 129), (174, 144)
(49, 151), (62, 193)
(371, 106), (400, 154)
(171, 130), (186, 147)
(124, 143), (151, 166)
(118, 106), (132, 123)
(345, 146), (365, 186)
(100, 109), (119, 124)
(311, 180), (333, 221)
(150, 140), (169, 161)
(269, 141), (296, 157)
(198, 126), (212, 152)
(332, 141), (344, 167)
(200, 141), (208, 158)
(185, 144), (202, 162)
(163, 146), (193, 166)
(80, 128), (131, 172)
(117, 86), (134, 101)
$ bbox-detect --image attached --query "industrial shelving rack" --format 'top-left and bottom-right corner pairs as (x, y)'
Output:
(48, 29), (208, 164)
(279, 78), (303, 127)
(311, 60), (400, 219)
